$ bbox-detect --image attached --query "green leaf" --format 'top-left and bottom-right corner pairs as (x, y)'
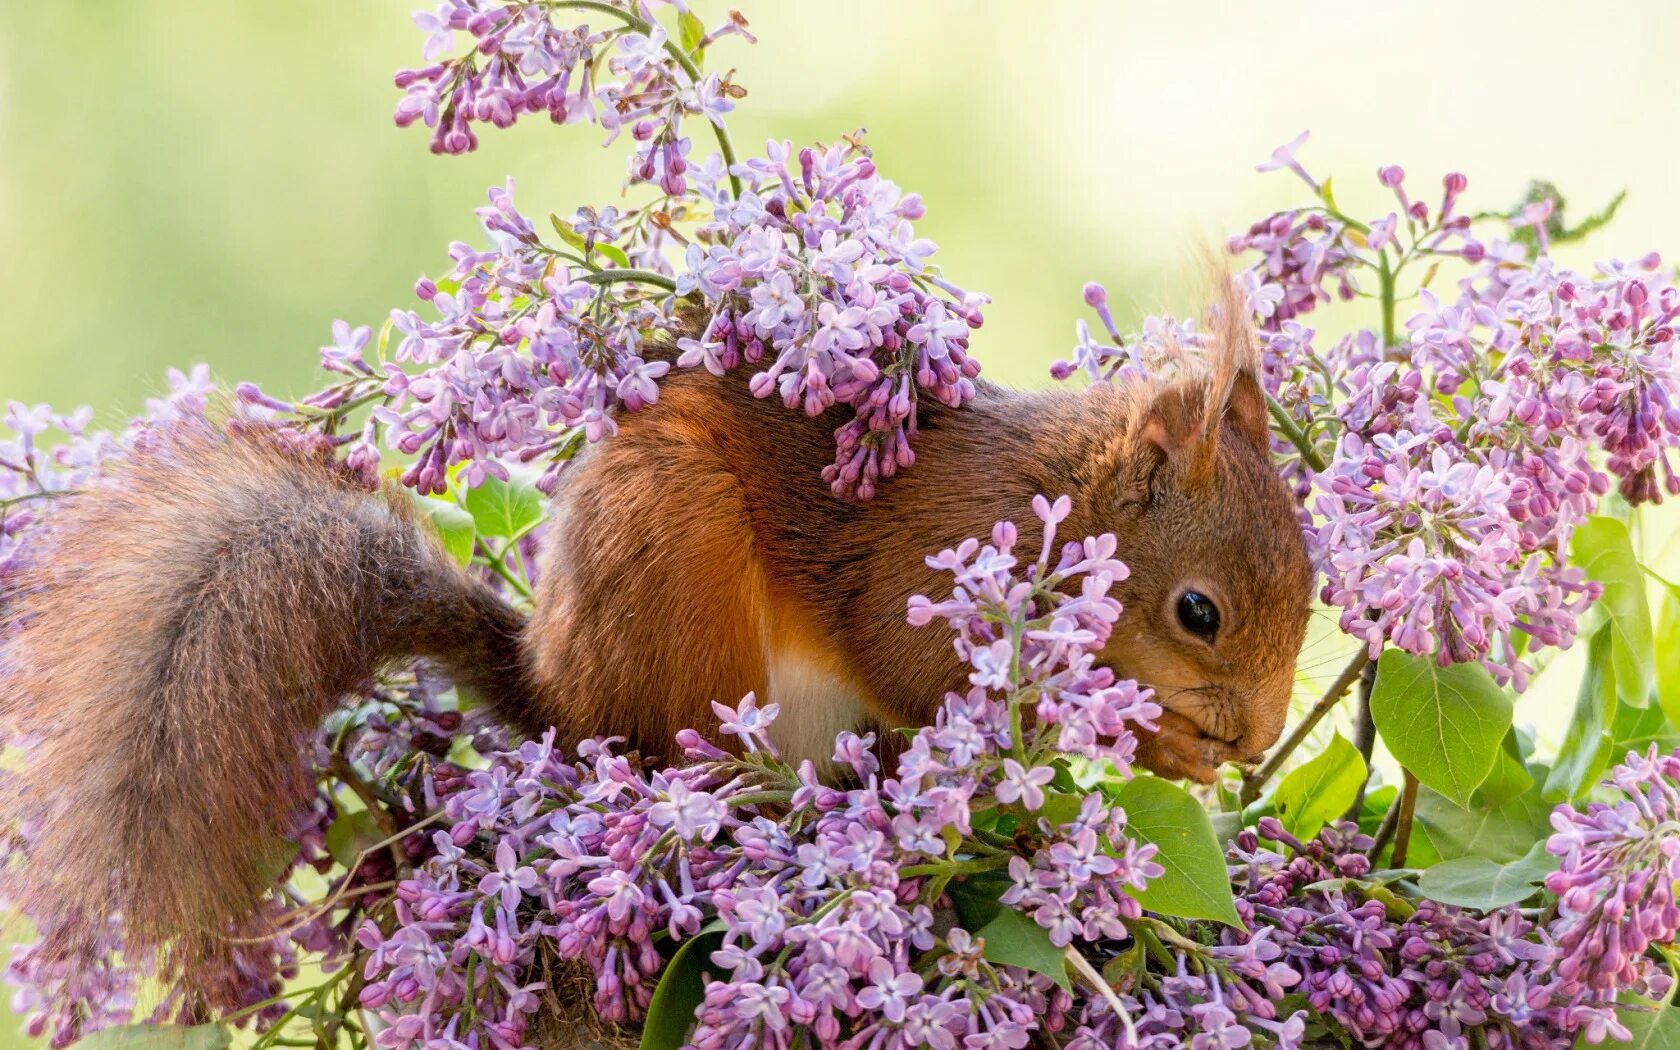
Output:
(461, 468), (546, 541)
(1113, 776), (1240, 926)
(947, 870), (1012, 932)
(1369, 649), (1512, 807)
(1473, 731), (1535, 810)
(79, 1025), (231, 1049)
(1413, 777), (1552, 864)
(325, 807), (384, 868)
(1609, 989), (1680, 1049)
(1037, 787), (1086, 830)
(974, 905), (1071, 991)
(1272, 732), (1366, 839)
(1572, 516), (1655, 706)
(639, 923), (726, 1050)
(416, 497), (476, 566)
(1414, 840), (1558, 910)
(677, 9), (706, 54)
(1656, 582), (1680, 731)
(595, 241), (633, 270)
(1545, 627), (1619, 802)
(1614, 694), (1680, 754)
(550, 213), (589, 253)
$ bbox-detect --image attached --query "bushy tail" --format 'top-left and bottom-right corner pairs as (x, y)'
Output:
(0, 422), (530, 977)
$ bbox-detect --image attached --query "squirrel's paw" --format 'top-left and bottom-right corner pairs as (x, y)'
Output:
(1133, 710), (1247, 784)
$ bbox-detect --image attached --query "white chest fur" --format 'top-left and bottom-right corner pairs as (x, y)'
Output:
(764, 646), (868, 771)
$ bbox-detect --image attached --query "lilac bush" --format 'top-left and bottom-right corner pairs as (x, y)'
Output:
(3, 3), (1680, 1050)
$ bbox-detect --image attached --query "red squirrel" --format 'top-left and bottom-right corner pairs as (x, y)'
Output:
(0, 286), (1311, 986)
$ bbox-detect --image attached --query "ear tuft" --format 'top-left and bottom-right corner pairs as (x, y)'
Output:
(1131, 272), (1273, 493)
(1203, 272), (1271, 449)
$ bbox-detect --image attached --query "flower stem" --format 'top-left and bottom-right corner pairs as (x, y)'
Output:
(548, 1), (743, 199)
(724, 789), (795, 808)
(573, 267), (680, 293)
(0, 489), (78, 511)
(1377, 250), (1398, 352)
(1240, 649), (1371, 806)
(1264, 392), (1327, 473)
(900, 854), (1012, 878)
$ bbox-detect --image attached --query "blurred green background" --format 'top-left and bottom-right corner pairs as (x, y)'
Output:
(3, 2), (1680, 1045)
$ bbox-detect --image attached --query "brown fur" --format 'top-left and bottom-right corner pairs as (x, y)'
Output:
(0, 291), (1311, 993)
(533, 302), (1311, 779)
(0, 424), (531, 987)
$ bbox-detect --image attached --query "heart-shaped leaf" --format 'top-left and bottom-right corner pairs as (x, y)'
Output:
(1272, 732), (1366, 839)
(947, 870), (1013, 932)
(1472, 731), (1534, 810)
(1415, 840), (1558, 910)
(974, 904), (1071, 991)
(1544, 626), (1619, 803)
(1571, 516), (1655, 706)
(1369, 649), (1511, 807)
(462, 468), (546, 541)
(1113, 776), (1240, 926)
(1613, 983), (1680, 1050)
(639, 922), (726, 1050)
(1413, 779), (1552, 865)
(416, 497), (476, 566)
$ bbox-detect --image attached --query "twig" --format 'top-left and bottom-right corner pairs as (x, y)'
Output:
(1368, 791), (1402, 859)
(1342, 656), (1380, 822)
(1240, 649), (1370, 806)
(1064, 946), (1137, 1047)
(330, 754), (400, 841)
(219, 811), (446, 944)
(1388, 771), (1421, 867)
(0, 488), (81, 514)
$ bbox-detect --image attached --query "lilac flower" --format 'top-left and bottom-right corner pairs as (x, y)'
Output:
(1544, 746), (1680, 999)
(995, 759), (1054, 811)
(1255, 130), (1317, 191)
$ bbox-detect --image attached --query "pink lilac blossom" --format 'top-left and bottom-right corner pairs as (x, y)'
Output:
(352, 497), (1174, 1049)
(1544, 745), (1680, 999)
(261, 0), (984, 502)
(1055, 133), (1680, 688)
(2, 4), (1679, 1045)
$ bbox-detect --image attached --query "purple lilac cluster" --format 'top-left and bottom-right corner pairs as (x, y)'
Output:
(254, 1), (981, 501)
(1202, 819), (1662, 1050)
(1059, 133), (1680, 689)
(305, 506), (1680, 1050)
(1545, 745), (1680, 1000)
(675, 138), (985, 499)
(394, 0), (748, 179)
(352, 497), (1175, 1049)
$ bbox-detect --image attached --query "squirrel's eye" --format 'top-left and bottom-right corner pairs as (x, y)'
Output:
(1176, 590), (1221, 641)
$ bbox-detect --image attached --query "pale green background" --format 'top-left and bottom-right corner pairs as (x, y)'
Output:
(3, 2), (1680, 1045)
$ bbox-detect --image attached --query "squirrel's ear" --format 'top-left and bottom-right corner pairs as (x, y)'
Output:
(1214, 361), (1270, 449)
(1134, 306), (1271, 491)
(1128, 382), (1207, 497)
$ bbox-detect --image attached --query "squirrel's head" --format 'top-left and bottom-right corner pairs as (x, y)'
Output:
(1072, 295), (1313, 783)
